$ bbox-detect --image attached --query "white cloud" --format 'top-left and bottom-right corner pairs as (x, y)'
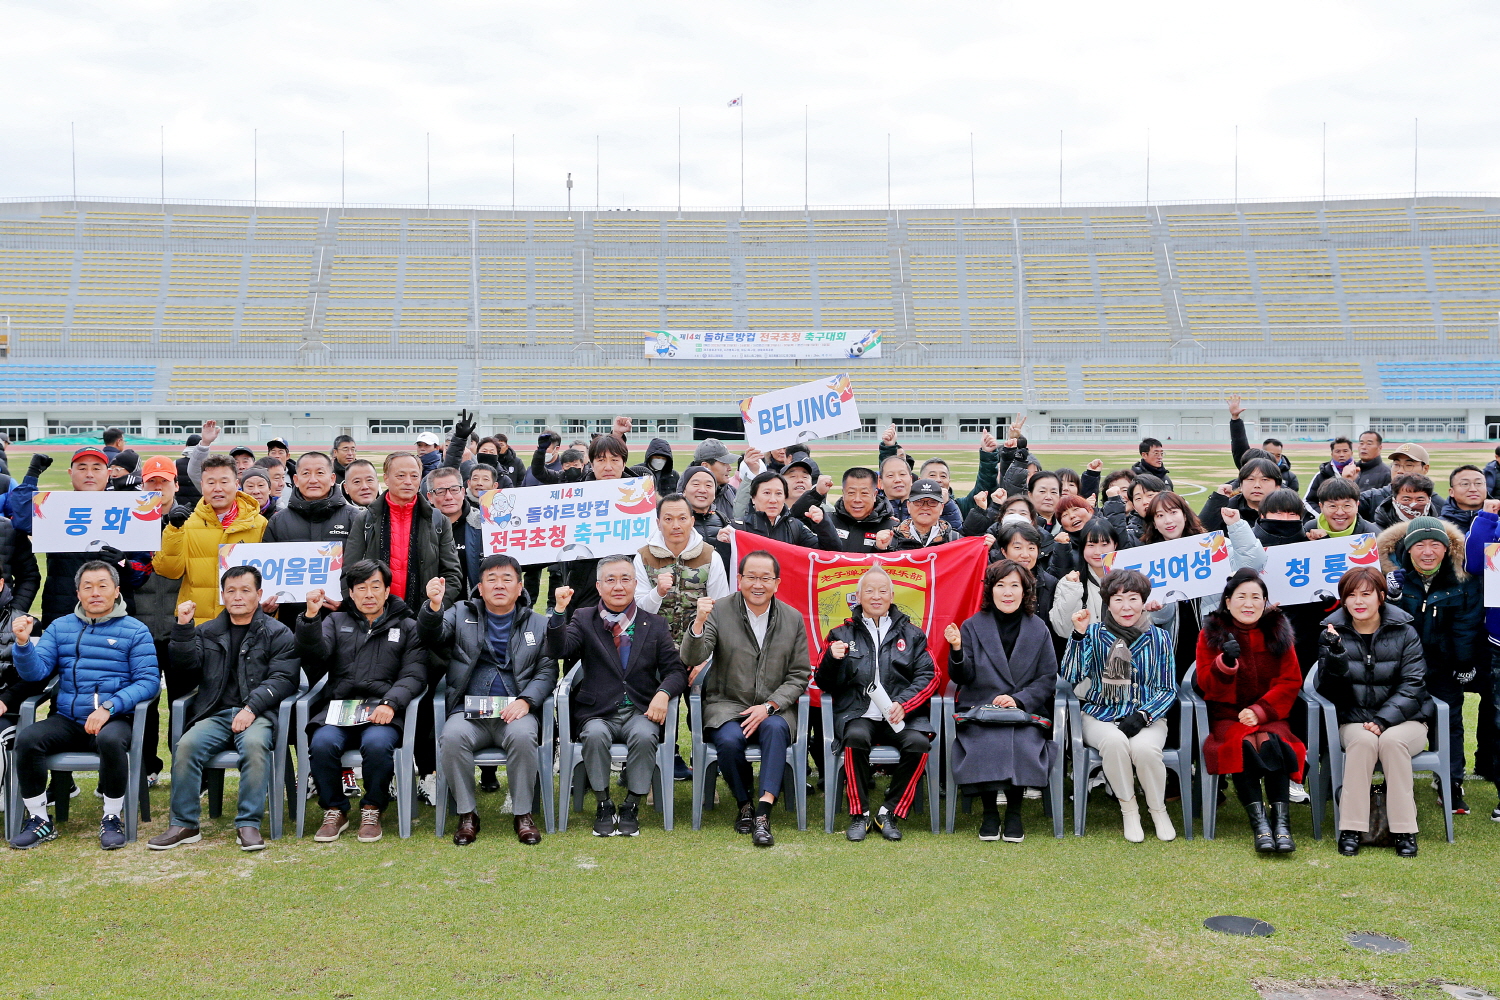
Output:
(2, 0), (1496, 209)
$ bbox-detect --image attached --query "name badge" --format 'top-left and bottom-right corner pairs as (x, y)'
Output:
(836, 529), (849, 539)
(387, 627), (401, 642)
(339, 626), (354, 633)
(863, 536), (876, 547)
(524, 631), (536, 645)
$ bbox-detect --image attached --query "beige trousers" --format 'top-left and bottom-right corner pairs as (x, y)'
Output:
(1082, 714), (1169, 811)
(1338, 720), (1428, 834)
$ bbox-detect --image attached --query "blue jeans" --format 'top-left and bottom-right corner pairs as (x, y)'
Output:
(310, 723), (401, 812)
(169, 710), (274, 829)
(709, 714), (790, 805)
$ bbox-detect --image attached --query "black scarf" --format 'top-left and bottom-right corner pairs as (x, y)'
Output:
(1100, 608), (1147, 690)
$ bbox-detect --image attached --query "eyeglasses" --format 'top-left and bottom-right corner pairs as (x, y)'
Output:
(741, 574), (779, 584)
(428, 486), (464, 497)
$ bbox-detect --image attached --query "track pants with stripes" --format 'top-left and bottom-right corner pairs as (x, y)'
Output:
(841, 718), (930, 818)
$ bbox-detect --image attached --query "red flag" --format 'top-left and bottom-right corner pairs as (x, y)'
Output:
(731, 534), (990, 703)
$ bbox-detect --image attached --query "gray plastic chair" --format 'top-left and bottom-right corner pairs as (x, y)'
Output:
(1066, 679), (1194, 839)
(5, 676), (159, 842)
(168, 677), (302, 841)
(556, 663), (681, 832)
(1179, 664), (1322, 842)
(1302, 661), (1453, 843)
(293, 675), (426, 838)
(820, 695), (940, 835)
(430, 679), (555, 836)
(942, 677), (1068, 837)
(688, 661), (808, 831)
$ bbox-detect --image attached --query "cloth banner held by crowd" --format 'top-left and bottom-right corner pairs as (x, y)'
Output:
(740, 373), (862, 452)
(30, 490), (166, 553)
(1262, 533), (1380, 607)
(219, 541), (344, 602)
(731, 533), (989, 701)
(1102, 531), (1232, 603)
(646, 328), (882, 361)
(475, 477), (659, 566)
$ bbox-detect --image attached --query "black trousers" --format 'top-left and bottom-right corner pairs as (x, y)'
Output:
(840, 718), (930, 818)
(15, 714), (135, 799)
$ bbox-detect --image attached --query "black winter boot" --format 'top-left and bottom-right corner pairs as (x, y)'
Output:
(1245, 801), (1274, 853)
(1268, 800), (1295, 853)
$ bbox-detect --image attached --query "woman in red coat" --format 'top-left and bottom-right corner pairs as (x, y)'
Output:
(1194, 567), (1306, 854)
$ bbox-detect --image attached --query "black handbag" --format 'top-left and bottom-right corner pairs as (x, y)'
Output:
(954, 704), (1052, 730)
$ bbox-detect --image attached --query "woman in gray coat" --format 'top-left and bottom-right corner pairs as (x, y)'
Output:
(945, 559), (1060, 843)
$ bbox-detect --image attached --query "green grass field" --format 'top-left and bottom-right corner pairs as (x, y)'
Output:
(3, 442), (1498, 1000)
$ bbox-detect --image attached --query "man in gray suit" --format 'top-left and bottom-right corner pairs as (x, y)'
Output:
(680, 548), (810, 848)
(418, 554), (555, 846)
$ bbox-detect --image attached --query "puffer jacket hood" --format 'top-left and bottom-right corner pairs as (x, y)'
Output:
(151, 490), (268, 624)
(1439, 498), (1481, 532)
(1377, 519), (1468, 582)
(644, 437), (674, 469)
(12, 600), (159, 723)
(643, 437), (678, 493)
(74, 594), (129, 624)
(287, 484), (355, 522)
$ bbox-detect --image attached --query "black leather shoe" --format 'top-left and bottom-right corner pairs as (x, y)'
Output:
(751, 815), (774, 847)
(734, 803), (755, 835)
(846, 812), (870, 842)
(1337, 830), (1362, 856)
(873, 809), (902, 842)
(1268, 801), (1295, 853)
(1245, 801), (1275, 853)
(478, 767), (501, 793)
(1392, 832), (1418, 858)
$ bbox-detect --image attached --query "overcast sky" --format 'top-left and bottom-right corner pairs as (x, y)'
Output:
(3, 1), (1497, 211)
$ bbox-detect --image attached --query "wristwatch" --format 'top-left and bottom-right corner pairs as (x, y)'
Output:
(764, 701), (777, 715)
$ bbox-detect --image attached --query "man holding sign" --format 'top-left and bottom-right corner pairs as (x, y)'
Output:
(154, 455), (267, 626)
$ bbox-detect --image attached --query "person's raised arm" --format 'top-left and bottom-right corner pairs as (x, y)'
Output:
(1227, 394), (1250, 468)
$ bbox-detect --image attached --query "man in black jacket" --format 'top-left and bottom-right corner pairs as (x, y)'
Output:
(148, 566), (299, 852)
(299, 559), (427, 844)
(728, 472), (836, 549)
(263, 452), (364, 622)
(816, 566), (936, 842)
(807, 467), (896, 553)
(891, 479), (963, 550)
(548, 555), (686, 838)
(1226, 394), (1301, 495)
(1131, 437), (1175, 492)
(419, 554), (555, 846)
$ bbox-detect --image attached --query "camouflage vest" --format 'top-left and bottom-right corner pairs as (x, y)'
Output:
(638, 543), (715, 644)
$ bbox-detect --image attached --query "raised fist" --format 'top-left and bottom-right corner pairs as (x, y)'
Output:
(806, 506), (824, 524)
(881, 423), (898, 446)
(1071, 607), (1091, 634)
(25, 453), (53, 478)
(980, 431), (998, 453)
(874, 529), (893, 551)
(425, 576), (446, 611)
(168, 504), (193, 529)
(656, 571), (674, 596)
(11, 615), (34, 644)
(1341, 463), (1360, 481)
(973, 491), (989, 511)
(612, 416), (631, 438)
(1086, 458), (1104, 473)
(816, 475), (833, 495)
(305, 588), (326, 619)
(943, 622), (961, 649)
(1484, 499), (1500, 515)
(553, 586), (574, 613)
(827, 640), (849, 659)
(694, 596), (715, 625)
(176, 601), (197, 625)
(742, 447), (764, 475)
(1220, 637), (1241, 666)
(1220, 507), (1241, 526)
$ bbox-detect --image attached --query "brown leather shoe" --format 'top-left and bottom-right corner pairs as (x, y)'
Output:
(453, 811), (480, 846)
(314, 809), (349, 842)
(236, 827), (266, 851)
(514, 812), (542, 845)
(356, 807), (383, 842)
(147, 825), (201, 851)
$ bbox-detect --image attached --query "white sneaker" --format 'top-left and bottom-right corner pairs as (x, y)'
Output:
(416, 773), (437, 807)
(1149, 807), (1177, 842)
(1288, 781), (1309, 804)
(995, 792), (1007, 805)
(1120, 800), (1145, 843)
(1023, 787), (1042, 800)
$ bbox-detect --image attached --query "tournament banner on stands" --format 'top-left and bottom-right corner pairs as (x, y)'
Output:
(1262, 533), (1380, 607)
(30, 490), (167, 553)
(732, 533), (989, 697)
(1103, 531), (1232, 603)
(219, 542), (344, 603)
(740, 373), (862, 451)
(474, 477), (658, 566)
(645, 328), (882, 361)
(1483, 542), (1500, 608)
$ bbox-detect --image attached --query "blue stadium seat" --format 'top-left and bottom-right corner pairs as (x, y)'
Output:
(0, 365), (156, 407)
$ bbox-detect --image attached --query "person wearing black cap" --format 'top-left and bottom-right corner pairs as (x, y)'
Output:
(891, 479), (963, 550)
(229, 446), (255, 475)
(107, 450), (142, 491)
(265, 439), (290, 466)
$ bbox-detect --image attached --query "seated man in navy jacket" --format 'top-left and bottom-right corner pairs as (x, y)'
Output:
(547, 554), (686, 838)
(8, 561), (159, 851)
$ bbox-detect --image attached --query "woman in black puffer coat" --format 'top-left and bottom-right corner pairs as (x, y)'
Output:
(1317, 564), (1434, 859)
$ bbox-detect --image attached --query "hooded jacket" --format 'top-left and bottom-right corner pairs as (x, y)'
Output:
(152, 491), (268, 625)
(0, 515), (40, 615)
(296, 596), (427, 731)
(1438, 498), (1481, 532)
(632, 529), (732, 639)
(345, 492), (462, 612)
(1317, 604), (1433, 728)
(816, 606), (937, 739)
(417, 588), (555, 716)
(13, 596), (159, 722)
(643, 438), (679, 495)
(1378, 519), (1485, 676)
(264, 485), (364, 545)
(170, 608), (300, 728)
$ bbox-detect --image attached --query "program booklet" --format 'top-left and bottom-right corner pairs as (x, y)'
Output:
(464, 696), (516, 719)
(325, 699), (383, 726)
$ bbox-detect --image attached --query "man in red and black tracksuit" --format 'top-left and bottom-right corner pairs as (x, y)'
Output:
(815, 566), (937, 842)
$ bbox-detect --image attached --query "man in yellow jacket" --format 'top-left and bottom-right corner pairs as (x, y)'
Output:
(152, 454), (267, 625)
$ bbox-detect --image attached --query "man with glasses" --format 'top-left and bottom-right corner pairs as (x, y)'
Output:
(1443, 466), (1488, 533)
(425, 467), (478, 593)
(680, 550), (811, 848)
(1304, 478), (1377, 540)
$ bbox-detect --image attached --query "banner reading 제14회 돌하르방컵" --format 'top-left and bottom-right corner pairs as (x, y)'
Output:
(474, 477), (659, 566)
(644, 328), (882, 360)
(731, 533), (989, 699)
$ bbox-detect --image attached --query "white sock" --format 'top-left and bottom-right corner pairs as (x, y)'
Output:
(102, 796), (125, 818)
(23, 793), (48, 821)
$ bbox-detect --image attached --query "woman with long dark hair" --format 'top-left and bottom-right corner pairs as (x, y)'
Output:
(944, 559), (1059, 843)
(1048, 518), (1126, 641)
(1194, 568), (1306, 854)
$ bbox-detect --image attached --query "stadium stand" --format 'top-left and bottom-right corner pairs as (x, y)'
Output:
(0, 195), (1494, 443)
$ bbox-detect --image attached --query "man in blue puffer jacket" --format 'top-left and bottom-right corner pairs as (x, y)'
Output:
(1464, 500), (1500, 821)
(7, 560), (159, 851)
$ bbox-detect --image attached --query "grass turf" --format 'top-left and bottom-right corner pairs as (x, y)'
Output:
(3, 443), (1498, 999)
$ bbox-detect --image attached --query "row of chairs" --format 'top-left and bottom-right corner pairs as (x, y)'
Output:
(3, 657), (1455, 845)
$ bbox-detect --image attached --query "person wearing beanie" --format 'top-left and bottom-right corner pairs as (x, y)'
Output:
(1380, 514), (1485, 816)
(238, 467), (278, 517)
(108, 449), (142, 491)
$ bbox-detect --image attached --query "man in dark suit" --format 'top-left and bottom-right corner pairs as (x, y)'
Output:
(547, 554), (686, 838)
